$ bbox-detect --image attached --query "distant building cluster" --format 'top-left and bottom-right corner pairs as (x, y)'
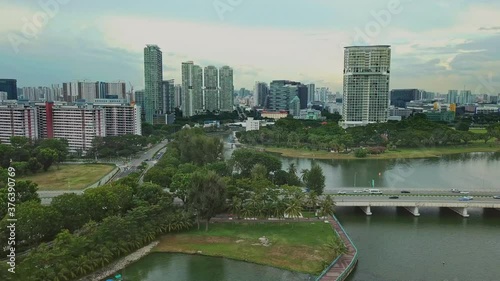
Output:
(0, 99), (141, 153)
(142, 45), (234, 122)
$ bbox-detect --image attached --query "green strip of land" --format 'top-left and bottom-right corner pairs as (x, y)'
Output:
(258, 143), (500, 160)
(154, 222), (339, 275)
(19, 164), (116, 190)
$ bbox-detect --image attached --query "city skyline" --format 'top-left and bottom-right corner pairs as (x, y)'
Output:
(1, 1), (499, 94)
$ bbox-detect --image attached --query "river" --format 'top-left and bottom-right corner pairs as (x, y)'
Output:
(115, 143), (499, 281)
(108, 252), (311, 281)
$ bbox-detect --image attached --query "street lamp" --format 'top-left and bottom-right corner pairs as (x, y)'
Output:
(354, 172), (357, 187)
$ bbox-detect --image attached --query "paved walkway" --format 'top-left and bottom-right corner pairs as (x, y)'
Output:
(320, 218), (357, 281)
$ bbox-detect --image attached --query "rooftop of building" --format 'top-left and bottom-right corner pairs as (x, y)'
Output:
(345, 45), (391, 48)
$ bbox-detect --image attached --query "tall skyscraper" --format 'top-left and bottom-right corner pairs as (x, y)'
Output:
(219, 66), (234, 112)
(0, 79), (17, 100)
(181, 61), (203, 117)
(204, 66), (219, 112)
(162, 79), (175, 114)
(268, 80), (302, 111)
(62, 82), (79, 102)
(253, 82), (269, 107)
(174, 84), (182, 109)
(79, 81), (98, 102)
(144, 45), (163, 123)
(447, 90), (458, 104)
(342, 45), (391, 128)
(307, 84), (315, 103)
(459, 90), (472, 104)
(390, 89), (421, 108)
(134, 90), (145, 116)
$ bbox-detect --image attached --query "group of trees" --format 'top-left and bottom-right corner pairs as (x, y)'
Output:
(143, 128), (330, 231)
(0, 137), (68, 180)
(0, 165), (192, 281)
(238, 114), (500, 154)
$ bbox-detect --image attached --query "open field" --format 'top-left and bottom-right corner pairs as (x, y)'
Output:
(154, 222), (339, 275)
(259, 143), (500, 160)
(20, 164), (115, 190)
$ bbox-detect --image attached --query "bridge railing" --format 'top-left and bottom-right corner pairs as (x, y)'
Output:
(315, 214), (358, 281)
(333, 214), (358, 281)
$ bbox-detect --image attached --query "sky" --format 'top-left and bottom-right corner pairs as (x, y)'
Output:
(1, 0), (500, 94)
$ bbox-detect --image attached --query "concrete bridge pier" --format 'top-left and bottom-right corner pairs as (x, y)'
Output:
(359, 206), (372, 216)
(449, 207), (470, 217)
(404, 206), (420, 216)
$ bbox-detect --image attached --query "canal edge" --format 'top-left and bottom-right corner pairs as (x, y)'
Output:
(317, 214), (359, 281)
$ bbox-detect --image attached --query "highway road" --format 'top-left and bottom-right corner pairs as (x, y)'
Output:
(333, 194), (500, 204)
(39, 139), (169, 204)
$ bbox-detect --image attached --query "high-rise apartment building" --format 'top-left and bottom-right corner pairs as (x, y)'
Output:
(447, 90), (459, 104)
(181, 61), (203, 117)
(174, 84), (182, 109)
(390, 89), (421, 108)
(459, 90), (472, 104)
(307, 84), (315, 103)
(341, 45), (391, 128)
(0, 79), (18, 100)
(268, 80), (302, 111)
(144, 45), (163, 123)
(162, 79), (175, 114)
(0, 103), (38, 144)
(2, 100), (141, 152)
(219, 66), (234, 112)
(107, 82), (126, 99)
(134, 90), (145, 117)
(204, 66), (219, 112)
(253, 82), (269, 107)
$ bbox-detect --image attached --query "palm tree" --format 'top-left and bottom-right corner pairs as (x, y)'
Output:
(285, 198), (302, 219)
(319, 195), (336, 218)
(230, 197), (243, 219)
(288, 163), (297, 176)
(306, 191), (319, 213)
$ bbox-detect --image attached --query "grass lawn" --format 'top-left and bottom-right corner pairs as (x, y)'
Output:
(470, 128), (487, 134)
(260, 142), (499, 160)
(154, 222), (339, 275)
(20, 164), (115, 191)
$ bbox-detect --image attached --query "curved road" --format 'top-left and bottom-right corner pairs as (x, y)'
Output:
(39, 139), (169, 204)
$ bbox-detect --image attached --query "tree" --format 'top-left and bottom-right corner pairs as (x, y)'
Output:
(37, 138), (69, 165)
(0, 201), (62, 247)
(0, 180), (40, 219)
(319, 195), (336, 218)
(170, 173), (193, 204)
(51, 193), (90, 232)
(230, 149), (281, 177)
(27, 157), (42, 174)
(455, 120), (471, 131)
(36, 148), (58, 171)
(251, 163), (268, 180)
(188, 170), (227, 231)
(10, 136), (30, 149)
(487, 123), (500, 141)
(134, 182), (172, 206)
(303, 163), (326, 195)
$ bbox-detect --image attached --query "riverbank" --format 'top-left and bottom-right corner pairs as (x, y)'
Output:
(153, 222), (340, 275)
(257, 143), (500, 160)
(77, 241), (159, 281)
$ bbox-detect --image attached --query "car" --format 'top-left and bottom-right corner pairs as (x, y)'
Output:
(389, 196), (399, 199)
(460, 191), (470, 194)
(463, 196), (473, 200)
(353, 190), (362, 193)
(458, 197), (471, 201)
(451, 189), (460, 193)
(363, 189), (369, 193)
(493, 196), (500, 199)
(401, 190), (411, 194)
(337, 191), (347, 195)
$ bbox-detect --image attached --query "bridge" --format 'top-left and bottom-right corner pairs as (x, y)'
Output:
(333, 194), (500, 217)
